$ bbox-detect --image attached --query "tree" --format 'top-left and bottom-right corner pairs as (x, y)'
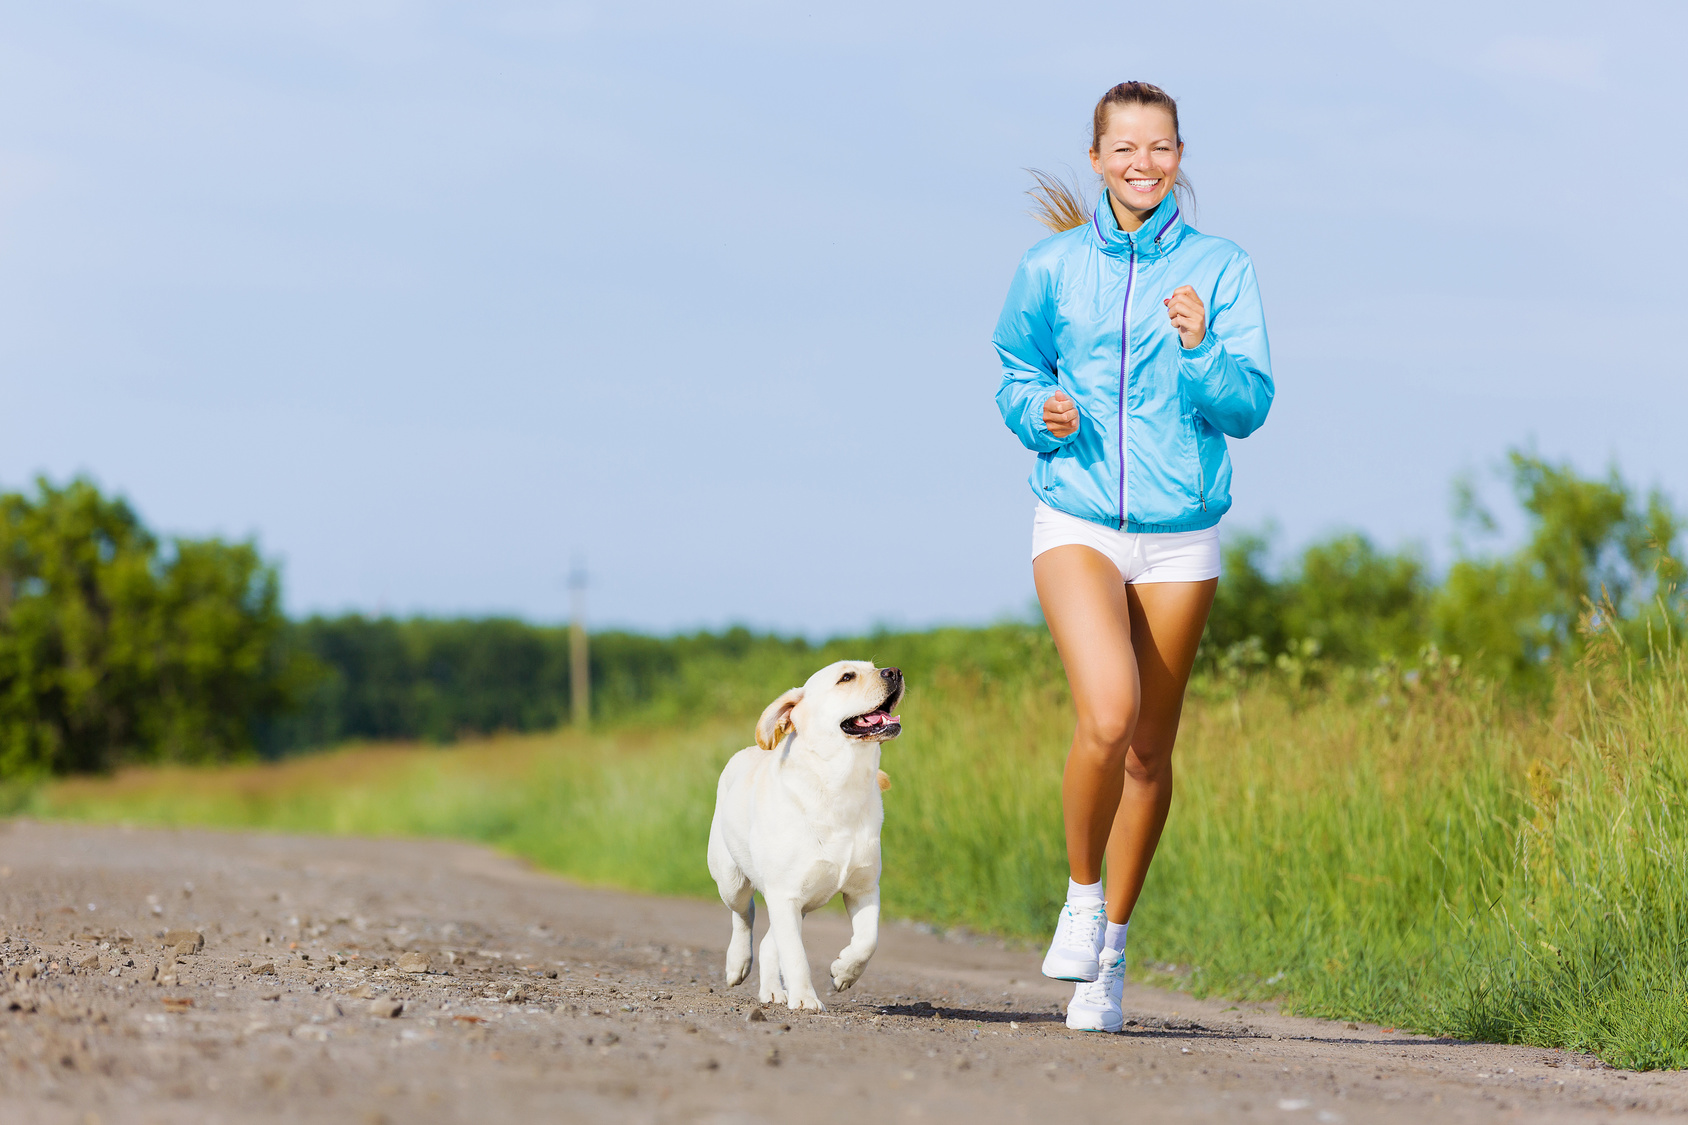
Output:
(0, 477), (300, 777)
(1432, 451), (1686, 686)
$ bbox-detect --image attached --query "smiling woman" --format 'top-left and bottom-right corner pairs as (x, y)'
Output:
(1028, 82), (1196, 229)
(993, 80), (1275, 1035)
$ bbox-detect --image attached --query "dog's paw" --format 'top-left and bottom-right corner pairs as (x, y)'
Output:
(759, 985), (787, 1005)
(724, 955), (752, 987)
(830, 955), (867, 992)
(788, 989), (825, 1012)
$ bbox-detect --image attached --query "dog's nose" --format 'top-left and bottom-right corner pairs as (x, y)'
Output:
(880, 667), (902, 684)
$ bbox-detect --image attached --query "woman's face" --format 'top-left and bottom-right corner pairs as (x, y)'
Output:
(1089, 104), (1182, 221)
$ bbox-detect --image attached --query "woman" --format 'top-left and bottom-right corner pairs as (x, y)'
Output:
(994, 81), (1273, 1033)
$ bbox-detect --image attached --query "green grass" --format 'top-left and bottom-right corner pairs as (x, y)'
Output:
(22, 625), (1688, 1069)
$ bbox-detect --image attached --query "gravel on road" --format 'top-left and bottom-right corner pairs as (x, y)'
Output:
(0, 818), (1682, 1124)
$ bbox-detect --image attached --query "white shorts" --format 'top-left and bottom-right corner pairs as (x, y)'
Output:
(1031, 502), (1221, 584)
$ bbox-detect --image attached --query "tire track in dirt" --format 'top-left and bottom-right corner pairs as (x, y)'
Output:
(0, 819), (1680, 1124)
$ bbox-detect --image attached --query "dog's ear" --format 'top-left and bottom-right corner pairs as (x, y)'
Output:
(755, 687), (804, 751)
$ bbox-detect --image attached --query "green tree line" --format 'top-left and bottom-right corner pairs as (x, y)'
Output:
(256, 619), (812, 754)
(1, 449), (1682, 777)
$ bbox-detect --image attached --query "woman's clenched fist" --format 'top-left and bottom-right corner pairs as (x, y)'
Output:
(1164, 285), (1207, 349)
(1043, 391), (1079, 438)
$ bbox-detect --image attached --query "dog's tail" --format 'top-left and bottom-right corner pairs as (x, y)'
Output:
(877, 770), (891, 792)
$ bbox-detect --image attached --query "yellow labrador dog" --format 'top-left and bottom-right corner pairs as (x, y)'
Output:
(707, 660), (904, 1010)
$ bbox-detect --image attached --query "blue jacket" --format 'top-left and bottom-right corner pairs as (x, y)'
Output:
(994, 191), (1273, 532)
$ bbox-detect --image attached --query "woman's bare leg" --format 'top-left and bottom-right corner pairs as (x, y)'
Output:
(1102, 579), (1216, 923)
(1033, 545), (1140, 886)
(1035, 544), (1215, 918)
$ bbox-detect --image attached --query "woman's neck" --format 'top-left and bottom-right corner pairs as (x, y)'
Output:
(1108, 192), (1152, 233)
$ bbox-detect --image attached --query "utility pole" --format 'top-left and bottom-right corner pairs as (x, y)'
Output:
(569, 560), (589, 728)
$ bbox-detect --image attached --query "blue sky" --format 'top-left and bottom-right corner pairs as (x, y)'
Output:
(2, 1), (1683, 635)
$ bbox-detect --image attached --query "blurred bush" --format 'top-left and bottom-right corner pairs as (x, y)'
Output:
(1202, 448), (1685, 693)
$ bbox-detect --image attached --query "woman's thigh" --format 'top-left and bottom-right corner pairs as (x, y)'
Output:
(1123, 579), (1218, 766)
(1033, 545), (1138, 737)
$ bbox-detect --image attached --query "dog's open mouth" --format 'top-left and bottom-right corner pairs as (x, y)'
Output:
(842, 691), (903, 740)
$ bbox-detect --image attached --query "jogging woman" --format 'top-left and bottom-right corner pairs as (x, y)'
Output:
(994, 81), (1273, 1033)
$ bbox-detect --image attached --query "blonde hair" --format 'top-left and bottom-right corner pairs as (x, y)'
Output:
(1027, 81), (1197, 233)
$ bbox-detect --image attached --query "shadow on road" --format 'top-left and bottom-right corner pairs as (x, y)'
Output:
(873, 1000), (1477, 1052)
(873, 1001), (1062, 1024)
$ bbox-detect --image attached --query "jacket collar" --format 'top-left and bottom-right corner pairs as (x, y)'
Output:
(1090, 190), (1185, 260)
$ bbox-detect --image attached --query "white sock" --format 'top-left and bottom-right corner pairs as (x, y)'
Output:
(1066, 878), (1104, 908)
(1104, 921), (1129, 955)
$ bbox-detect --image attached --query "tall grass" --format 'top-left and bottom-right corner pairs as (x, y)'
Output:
(27, 626), (1688, 1069)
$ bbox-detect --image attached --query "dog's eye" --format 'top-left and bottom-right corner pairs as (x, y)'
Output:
(838, 671), (856, 683)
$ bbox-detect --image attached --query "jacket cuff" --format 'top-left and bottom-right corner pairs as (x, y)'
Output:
(1179, 332), (1219, 360)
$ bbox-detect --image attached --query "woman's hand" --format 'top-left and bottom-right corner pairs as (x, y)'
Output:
(1042, 391), (1079, 438)
(1165, 286), (1207, 349)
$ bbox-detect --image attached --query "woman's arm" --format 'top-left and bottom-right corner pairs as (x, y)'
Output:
(1175, 254), (1274, 439)
(994, 254), (1078, 452)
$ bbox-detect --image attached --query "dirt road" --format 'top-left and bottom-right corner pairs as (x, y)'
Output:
(0, 819), (1681, 1124)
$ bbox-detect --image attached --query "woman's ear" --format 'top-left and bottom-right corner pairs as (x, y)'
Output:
(755, 687), (804, 751)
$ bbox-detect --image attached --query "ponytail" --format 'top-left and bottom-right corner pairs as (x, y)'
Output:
(1025, 168), (1090, 233)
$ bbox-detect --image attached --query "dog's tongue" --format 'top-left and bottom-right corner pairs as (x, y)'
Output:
(856, 712), (901, 727)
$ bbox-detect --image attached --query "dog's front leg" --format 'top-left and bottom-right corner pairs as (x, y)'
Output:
(756, 926), (785, 1005)
(708, 818), (756, 987)
(831, 887), (880, 992)
(765, 897), (823, 1010)
(723, 892), (754, 987)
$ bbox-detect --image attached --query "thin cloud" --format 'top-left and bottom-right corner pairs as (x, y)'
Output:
(1478, 34), (1608, 90)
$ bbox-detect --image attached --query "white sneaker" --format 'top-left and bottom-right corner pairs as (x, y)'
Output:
(1065, 946), (1125, 1032)
(1040, 902), (1105, 982)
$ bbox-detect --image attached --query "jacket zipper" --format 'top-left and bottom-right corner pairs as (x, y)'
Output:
(1118, 247), (1135, 530)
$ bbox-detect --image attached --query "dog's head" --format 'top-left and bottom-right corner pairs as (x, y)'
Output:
(754, 660), (905, 751)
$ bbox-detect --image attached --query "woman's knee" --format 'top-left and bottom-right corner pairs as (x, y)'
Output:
(1075, 707), (1138, 764)
(1123, 745), (1173, 786)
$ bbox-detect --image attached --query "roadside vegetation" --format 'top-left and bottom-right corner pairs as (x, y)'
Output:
(7, 448), (1688, 1069)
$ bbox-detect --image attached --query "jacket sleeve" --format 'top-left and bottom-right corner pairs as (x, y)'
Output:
(1179, 253), (1273, 438)
(993, 252), (1075, 453)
